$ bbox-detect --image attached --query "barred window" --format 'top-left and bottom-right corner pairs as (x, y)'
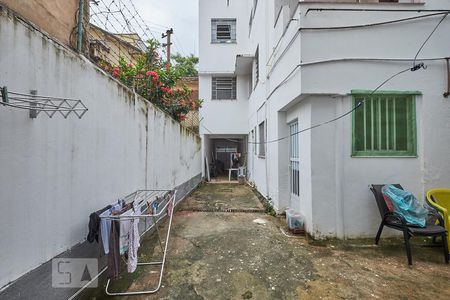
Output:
(254, 46), (259, 86)
(211, 19), (236, 43)
(259, 121), (266, 157)
(352, 91), (417, 157)
(212, 77), (237, 100)
(253, 126), (257, 154)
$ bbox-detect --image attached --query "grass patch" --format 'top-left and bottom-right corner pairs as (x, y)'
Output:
(250, 185), (276, 216)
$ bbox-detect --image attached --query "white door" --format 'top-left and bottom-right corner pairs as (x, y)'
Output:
(289, 121), (300, 203)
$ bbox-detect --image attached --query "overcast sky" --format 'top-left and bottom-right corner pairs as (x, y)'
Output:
(133, 0), (199, 57)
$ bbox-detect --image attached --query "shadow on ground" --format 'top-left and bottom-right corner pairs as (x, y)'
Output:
(79, 183), (450, 300)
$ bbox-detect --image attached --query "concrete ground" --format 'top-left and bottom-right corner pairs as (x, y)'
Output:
(79, 183), (450, 300)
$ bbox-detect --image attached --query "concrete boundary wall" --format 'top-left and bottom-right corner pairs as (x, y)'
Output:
(0, 174), (201, 299)
(0, 7), (201, 288)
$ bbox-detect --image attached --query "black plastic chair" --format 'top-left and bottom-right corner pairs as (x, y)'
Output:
(370, 184), (449, 265)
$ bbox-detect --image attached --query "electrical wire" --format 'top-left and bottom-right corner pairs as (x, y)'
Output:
(174, 34), (187, 56)
(300, 12), (450, 31)
(267, 65), (300, 100)
(412, 12), (449, 67)
(305, 8), (450, 15)
(202, 65), (415, 145)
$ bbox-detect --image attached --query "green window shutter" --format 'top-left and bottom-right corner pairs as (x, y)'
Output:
(352, 92), (417, 157)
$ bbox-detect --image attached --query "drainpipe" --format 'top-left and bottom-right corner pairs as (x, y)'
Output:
(77, 0), (84, 53)
(444, 58), (450, 98)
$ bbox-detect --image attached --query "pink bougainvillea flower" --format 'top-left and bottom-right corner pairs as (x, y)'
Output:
(113, 67), (120, 78)
(146, 71), (159, 80)
(161, 87), (170, 93)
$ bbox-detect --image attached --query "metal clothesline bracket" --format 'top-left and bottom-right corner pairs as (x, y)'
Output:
(0, 86), (88, 119)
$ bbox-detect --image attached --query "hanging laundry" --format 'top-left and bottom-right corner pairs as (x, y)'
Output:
(87, 205), (111, 243)
(107, 202), (132, 279)
(99, 203), (122, 254)
(107, 220), (121, 279)
(127, 218), (140, 273)
(119, 209), (133, 255)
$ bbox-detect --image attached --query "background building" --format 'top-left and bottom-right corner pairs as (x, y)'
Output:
(88, 24), (147, 67)
(0, 0), (80, 46)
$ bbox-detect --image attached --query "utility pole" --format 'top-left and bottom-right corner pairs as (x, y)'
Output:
(76, 0), (84, 53)
(162, 28), (173, 71)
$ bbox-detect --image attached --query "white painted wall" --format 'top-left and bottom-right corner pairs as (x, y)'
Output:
(198, 0), (250, 74)
(199, 0), (450, 238)
(0, 8), (201, 288)
(199, 74), (249, 135)
(198, 0), (251, 175)
(298, 1), (450, 238)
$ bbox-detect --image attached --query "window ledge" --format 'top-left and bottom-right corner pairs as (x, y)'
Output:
(211, 41), (237, 44)
(258, 155), (266, 159)
(351, 90), (422, 95)
(351, 155), (418, 158)
(211, 99), (237, 101)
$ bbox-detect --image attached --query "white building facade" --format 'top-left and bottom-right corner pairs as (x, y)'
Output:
(199, 0), (450, 238)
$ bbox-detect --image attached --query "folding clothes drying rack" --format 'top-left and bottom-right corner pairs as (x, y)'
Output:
(100, 189), (177, 296)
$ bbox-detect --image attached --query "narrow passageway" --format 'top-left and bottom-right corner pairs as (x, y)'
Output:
(81, 183), (450, 300)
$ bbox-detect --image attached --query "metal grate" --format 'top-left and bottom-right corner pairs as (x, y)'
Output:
(289, 121), (299, 197)
(259, 121), (265, 157)
(211, 19), (236, 43)
(212, 77), (237, 100)
(353, 93), (416, 156)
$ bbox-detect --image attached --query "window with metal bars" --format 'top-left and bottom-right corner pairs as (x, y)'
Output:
(212, 77), (237, 100)
(352, 91), (417, 157)
(254, 46), (259, 86)
(211, 19), (236, 43)
(254, 126), (257, 154)
(289, 121), (299, 196)
(259, 121), (266, 157)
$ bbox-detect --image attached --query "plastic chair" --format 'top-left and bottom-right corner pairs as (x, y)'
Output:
(370, 184), (449, 265)
(426, 189), (450, 253)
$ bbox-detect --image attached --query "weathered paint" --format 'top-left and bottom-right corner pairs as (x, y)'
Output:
(0, 8), (201, 288)
(0, 0), (78, 46)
